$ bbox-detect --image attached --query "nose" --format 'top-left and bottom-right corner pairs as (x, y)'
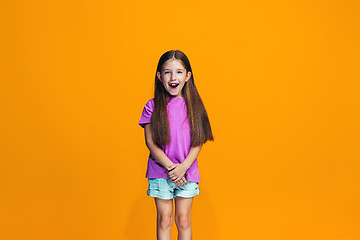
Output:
(170, 72), (176, 81)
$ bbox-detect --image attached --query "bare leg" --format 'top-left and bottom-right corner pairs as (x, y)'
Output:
(174, 197), (193, 240)
(155, 198), (173, 240)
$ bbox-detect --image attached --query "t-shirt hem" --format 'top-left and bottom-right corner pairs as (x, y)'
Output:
(146, 175), (200, 183)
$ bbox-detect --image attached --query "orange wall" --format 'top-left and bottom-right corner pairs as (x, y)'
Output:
(1, 0), (359, 239)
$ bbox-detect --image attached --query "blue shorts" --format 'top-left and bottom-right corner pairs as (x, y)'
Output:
(147, 178), (200, 200)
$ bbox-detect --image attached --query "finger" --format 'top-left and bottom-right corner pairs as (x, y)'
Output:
(168, 171), (177, 177)
(179, 178), (184, 186)
(167, 165), (176, 171)
(182, 177), (187, 185)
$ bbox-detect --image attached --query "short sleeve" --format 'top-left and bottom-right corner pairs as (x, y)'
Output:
(139, 99), (154, 128)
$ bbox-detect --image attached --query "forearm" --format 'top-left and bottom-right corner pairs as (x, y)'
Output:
(144, 124), (174, 169)
(182, 144), (203, 170)
(146, 142), (174, 169)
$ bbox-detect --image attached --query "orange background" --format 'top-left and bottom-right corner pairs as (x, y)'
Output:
(1, 0), (359, 239)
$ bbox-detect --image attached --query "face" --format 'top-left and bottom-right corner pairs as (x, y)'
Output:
(157, 59), (191, 97)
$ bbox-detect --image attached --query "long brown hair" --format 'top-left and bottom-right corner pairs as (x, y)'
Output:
(151, 50), (214, 147)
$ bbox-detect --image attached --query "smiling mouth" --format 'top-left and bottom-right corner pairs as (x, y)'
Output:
(169, 83), (179, 89)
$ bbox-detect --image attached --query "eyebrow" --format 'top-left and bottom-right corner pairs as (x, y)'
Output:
(163, 69), (184, 71)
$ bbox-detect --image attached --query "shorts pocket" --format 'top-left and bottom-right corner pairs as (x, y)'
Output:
(148, 178), (160, 190)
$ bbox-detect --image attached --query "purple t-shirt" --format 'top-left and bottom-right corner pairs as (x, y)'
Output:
(139, 97), (200, 182)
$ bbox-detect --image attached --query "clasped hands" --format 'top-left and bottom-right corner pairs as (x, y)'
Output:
(167, 163), (188, 187)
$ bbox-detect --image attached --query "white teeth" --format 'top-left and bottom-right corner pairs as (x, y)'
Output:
(169, 83), (179, 88)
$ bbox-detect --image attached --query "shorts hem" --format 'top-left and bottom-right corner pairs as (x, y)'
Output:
(147, 190), (174, 200)
(175, 189), (200, 198)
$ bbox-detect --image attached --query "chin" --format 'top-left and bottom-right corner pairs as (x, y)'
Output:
(167, 90), (179, 96)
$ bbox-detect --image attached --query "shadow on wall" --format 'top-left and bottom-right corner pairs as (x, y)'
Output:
(124, 181), (219, 239)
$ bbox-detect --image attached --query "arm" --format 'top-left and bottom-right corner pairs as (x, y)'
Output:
(144, 124), (174, 169)
(168, 144), (203, 182)
(144, 124), (189, 186)
(144, 124), (187, 186)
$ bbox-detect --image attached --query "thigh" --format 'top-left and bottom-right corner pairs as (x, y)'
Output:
(174, 196), (193, 216)
(155, 197), (174, 216)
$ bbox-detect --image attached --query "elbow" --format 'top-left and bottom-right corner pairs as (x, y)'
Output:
(145, 138), (160, 153)
(145, 138), (154, 150)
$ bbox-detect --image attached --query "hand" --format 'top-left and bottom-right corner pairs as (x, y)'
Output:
(167, 163), (188, 182)
(173, 176), (187, 187)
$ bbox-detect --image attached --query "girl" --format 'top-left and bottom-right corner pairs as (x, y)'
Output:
(139, 50), (213, 240)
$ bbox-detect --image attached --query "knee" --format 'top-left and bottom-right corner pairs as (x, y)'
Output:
(175, 214), (191, 230)
(158, 213), (173, 230)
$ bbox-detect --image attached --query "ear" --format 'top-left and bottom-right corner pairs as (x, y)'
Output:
(185, 71), (191, 82)
(157, 71), (162, 82)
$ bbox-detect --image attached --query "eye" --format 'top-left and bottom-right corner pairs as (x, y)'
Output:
(178, 71), (183, 74)
(164, 72), (170, 74)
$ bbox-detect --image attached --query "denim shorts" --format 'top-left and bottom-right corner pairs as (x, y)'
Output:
(147, 178), (200, 199)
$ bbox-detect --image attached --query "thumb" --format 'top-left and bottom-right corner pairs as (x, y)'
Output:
(168, 165), (176, 171)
